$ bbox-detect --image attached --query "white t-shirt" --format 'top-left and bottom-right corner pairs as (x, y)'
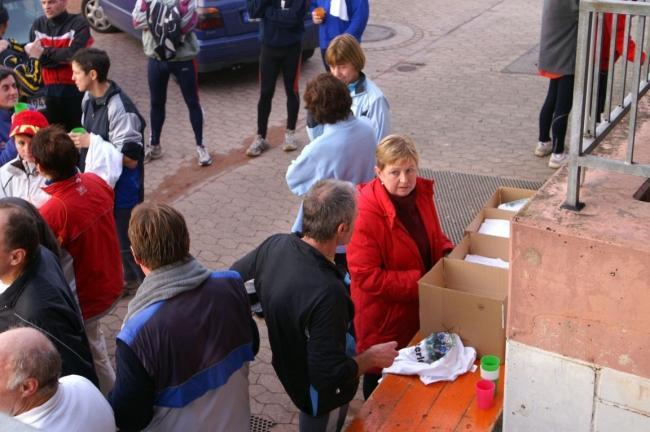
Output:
(15, 375), (115, 432)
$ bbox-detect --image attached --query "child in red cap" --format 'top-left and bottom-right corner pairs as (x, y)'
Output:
(0, 110), (50, 207)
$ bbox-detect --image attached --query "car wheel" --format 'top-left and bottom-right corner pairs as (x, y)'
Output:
(301, 48), (315, 62)
(82, 0), (120, 33)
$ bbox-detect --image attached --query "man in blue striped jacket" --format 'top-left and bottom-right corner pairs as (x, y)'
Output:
(108, 202), (259, 431)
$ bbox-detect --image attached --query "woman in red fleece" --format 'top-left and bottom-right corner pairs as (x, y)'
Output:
(347, 134), (453, 399)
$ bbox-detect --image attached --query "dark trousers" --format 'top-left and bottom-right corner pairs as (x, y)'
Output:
(114, 207), (144, 285)
(320, 47), (330, 71)
(539, 75), (574, 154)
(148, 58), (203, 147)
(45, 92), (84, 131)
(363, 373), (381, 400)
(257, 43), (302, 138)
(299, 404), (348, 432)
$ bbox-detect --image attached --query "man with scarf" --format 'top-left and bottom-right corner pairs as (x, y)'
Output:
(108, 202), (259, 431)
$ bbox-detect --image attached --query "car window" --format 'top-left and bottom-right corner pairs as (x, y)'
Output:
(4, 0), (43, 44)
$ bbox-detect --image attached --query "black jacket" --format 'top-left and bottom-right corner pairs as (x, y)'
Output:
(232, 233), (358, 416)
(0, 246), (98, 386)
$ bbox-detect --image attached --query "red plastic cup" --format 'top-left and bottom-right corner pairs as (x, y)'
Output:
(476, 379), (496, 409)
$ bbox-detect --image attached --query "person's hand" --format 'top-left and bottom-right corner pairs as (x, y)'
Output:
(311, 10), (324, 24)
(0, 40), (9, 53)
(26, 40), (44, 59)
(365, 341), (398, 369)
(354, 341), (398, 375)
(69, 132), (90, 149)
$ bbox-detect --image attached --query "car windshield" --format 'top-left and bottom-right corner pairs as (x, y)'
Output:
(4, 0), (42, 44)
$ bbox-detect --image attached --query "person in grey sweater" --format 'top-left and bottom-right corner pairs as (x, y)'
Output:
(535, 0), (579, 169)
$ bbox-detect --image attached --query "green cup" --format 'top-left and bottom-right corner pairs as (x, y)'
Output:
(70, 127), (86, 134)
(480, 355), (500, 372)
(14, 102), (29, 113)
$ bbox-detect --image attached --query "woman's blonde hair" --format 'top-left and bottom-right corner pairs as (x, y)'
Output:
(376, 134), (419, 170)
(325, 34), (365, 71)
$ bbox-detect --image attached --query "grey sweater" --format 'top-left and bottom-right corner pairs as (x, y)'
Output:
(538, 0), (580, 76)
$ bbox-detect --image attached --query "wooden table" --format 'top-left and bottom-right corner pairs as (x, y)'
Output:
(345, 336), (504, 431)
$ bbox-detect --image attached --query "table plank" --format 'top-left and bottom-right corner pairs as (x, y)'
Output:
(377, 377), (444, 432)
(346, 374), (413, 432)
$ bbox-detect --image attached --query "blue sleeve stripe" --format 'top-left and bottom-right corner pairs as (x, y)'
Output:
(154, 343), (254, 408)
(117, 301), (165, 345)
(309, 385), (319, 416)
(211, 270), (242, 280)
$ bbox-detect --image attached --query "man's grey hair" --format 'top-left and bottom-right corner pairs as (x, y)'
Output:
(6, 332), (61, 393)
(302, 179), (357, 242)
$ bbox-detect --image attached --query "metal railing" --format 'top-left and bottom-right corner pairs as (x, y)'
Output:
(564, 0), (650, 210)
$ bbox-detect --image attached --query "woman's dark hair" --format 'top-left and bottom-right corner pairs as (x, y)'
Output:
(72, 48), (111, 83)
(0, 198), (60, 257)
(303, 73), (352, 125)
(31, 126), (79, 181)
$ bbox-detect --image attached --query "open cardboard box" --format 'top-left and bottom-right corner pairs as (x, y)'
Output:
(419, 258), (507, 360)
(448, 232), (509, 263)
(465, 208), (514, 236)
(483, 186), (536, 211)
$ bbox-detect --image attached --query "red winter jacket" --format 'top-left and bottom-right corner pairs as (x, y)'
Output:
(347, 177), (453, 370)
(40, 173), (123, 321)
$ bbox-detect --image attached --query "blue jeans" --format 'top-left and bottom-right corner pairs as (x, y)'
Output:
(147, 58), (203, 147)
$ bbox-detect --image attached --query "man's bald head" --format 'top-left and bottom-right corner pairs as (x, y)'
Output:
(0, 327), (60, 394)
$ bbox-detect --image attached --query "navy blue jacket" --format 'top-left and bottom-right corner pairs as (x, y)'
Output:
(249, 0), (307, 47)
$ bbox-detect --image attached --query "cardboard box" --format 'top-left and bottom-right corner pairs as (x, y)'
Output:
(483, 186), (536, 211)
(419, 258), (507, 360)
(465, 208), (514, 236)
(448, 232), (509, 263)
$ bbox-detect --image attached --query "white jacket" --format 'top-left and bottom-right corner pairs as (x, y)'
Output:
(0, 157), (49, 208)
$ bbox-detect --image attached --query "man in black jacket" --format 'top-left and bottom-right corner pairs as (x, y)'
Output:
(0, 202), (98, 386)
(232, 179), (397, 432)
(30, 0), (92, 130)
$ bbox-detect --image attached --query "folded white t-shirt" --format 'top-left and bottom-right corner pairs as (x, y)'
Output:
(465, 254), (509, 269)
(478, 218), (510, 238)
(383, 332), (476, 385)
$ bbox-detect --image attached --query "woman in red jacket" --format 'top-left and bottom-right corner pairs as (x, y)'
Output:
(347, 134), (453, 399)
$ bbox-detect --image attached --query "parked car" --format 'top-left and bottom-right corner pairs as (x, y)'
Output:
(82, 0), (319, 73)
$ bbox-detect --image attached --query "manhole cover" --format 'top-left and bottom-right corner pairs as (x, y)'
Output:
(363, 24), (396, 42)
(250, 415), (275, 432)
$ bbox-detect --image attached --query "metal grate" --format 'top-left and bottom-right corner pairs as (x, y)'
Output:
(419, 169), (544, 244)
(250, 415), (275, 432)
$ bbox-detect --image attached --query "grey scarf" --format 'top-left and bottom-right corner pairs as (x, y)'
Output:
(123, 257), (212, 325)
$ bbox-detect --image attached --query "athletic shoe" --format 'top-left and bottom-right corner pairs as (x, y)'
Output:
(196, 145), (213, 166)
(534, 141), (552, 157)
(282, 129), (297, 151)
(548, 152), (568, 169)
(246, 135), (270, 157)
(144, 144), (162, 164)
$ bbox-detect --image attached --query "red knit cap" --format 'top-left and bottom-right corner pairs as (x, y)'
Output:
(10, 110), (49, 138)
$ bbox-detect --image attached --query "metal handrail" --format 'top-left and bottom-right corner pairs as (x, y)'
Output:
(563, 0), (650, 211)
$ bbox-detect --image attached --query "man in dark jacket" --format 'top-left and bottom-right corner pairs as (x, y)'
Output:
(30, 0), (92, 130)
(232, 179), (397, 432)
(0, 202), (98, 386)
(246, 0), (307, 157)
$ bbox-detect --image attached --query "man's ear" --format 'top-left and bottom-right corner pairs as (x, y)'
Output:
(90, 69), (98, 81)
(19, 377), (40, 398)
(9, 248), (26, 267)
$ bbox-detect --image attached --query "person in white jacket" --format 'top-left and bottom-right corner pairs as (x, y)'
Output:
(0, 110), (50, 207)
(307, 34), (390, 144)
